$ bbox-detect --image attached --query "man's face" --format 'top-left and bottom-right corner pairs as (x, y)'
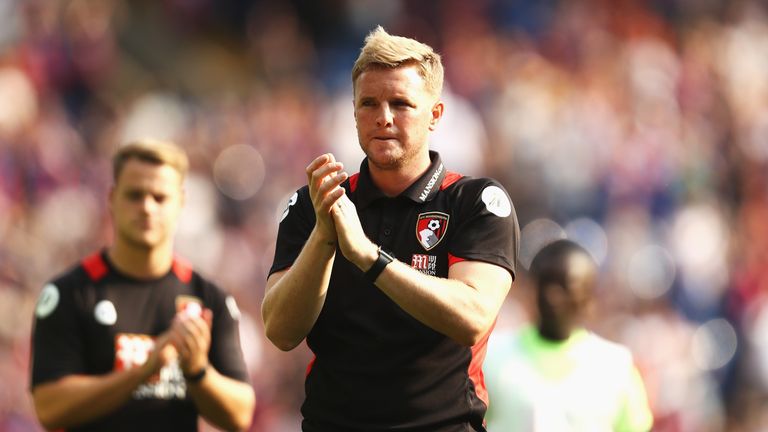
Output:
(109, 158), (184, 250)
(353, 65), (443, 171)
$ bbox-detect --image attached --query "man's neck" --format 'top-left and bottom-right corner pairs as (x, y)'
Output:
(368, 153), (431, 197)
(537, 322), (574, 342)
(107, 242), (174, 279)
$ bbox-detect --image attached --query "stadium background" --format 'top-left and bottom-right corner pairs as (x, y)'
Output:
(1, 0), (768, 430)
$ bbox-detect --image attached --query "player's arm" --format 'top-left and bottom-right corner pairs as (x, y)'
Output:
(186, 367), (255, 431)
(262, 154), (347, 351)
(362, 247), (510, 345)
(32, 337), (176, 430)
(171, 310), (255, 431)
(332, 195), (513, 346)
(615, 364), (654, 432)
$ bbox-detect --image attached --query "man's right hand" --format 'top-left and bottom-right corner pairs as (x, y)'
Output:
(142, 333), (178, 380)
(306, 153), (348, 243)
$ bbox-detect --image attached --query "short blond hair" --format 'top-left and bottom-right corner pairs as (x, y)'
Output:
(351, 26), (444, 97)
(113, 139), (189, 183)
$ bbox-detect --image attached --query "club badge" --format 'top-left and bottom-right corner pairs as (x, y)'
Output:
(416, 212), (449, 251)
(176, 295), (203, 318)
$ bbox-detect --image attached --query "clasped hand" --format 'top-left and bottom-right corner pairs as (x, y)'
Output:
(144, 309), (212, 379)
(306, 153), (377, 270)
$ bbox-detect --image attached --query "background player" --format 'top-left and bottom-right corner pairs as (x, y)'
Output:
(484, 239), (653, 431)
(30, 140), (255, 431)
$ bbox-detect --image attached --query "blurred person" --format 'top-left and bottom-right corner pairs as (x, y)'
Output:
(29, 140), (255, 431)
(484, 239), (653, 432)
(262, 26), (519, 432)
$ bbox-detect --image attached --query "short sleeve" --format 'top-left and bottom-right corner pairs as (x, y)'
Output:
(449, 179), (520, 279)
(269, 186), (316, 276)
(204, 280), (250, 383)
(614, 364), (654, 432)
(30, 277), (87, 387)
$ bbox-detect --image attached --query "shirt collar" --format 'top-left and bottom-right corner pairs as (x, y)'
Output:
(354, 151), (446, 209)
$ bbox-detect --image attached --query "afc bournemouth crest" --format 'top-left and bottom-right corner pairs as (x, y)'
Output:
(416, 212), (449, 251)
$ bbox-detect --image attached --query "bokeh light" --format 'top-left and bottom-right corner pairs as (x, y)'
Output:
(626, 245), (676, 300)
(519, 218), (565, 270)
(564, 217), (608, 265)
(213, 144), (266, 201)
(691, 318), (738, 371)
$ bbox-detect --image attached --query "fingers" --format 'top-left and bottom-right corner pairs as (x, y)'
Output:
(311, 162), (346, 195)
(305, 153), (335, 175)
(307, 153), (348, 242)
(307, 154), (342, 185)
(307, 153), (345, 190)
(170, 310), (212, 372)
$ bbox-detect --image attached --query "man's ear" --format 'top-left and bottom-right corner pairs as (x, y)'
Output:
(429, 101), (444, 131)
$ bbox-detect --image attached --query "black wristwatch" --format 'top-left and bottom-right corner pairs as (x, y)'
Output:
(184, 364), (208, 383)
(364, 246), (395, 283)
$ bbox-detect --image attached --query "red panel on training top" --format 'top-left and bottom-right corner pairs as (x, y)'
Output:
(349, 173), (360, 193)
(440, 172), (463, 190)
(172, 256), (193, 283)
(468, 324), (495, 408)
(448, 253), (467, 267)
(82, 252), (108, 282)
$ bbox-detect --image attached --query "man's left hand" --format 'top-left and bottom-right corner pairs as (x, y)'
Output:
(332, 194), (378, 271)
(170, 308), (212, 377)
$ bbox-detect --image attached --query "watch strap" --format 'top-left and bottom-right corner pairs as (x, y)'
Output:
(364, 246), (394, 283)
(183, 364), (208, 383)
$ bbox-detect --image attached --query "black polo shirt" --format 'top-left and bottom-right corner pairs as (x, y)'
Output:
(271, 151), (519, 432)
(31, 251), (249, 432)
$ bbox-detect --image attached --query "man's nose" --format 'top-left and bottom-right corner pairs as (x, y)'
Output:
(376, 105), (393, 127)
(139, 195), (157, 212)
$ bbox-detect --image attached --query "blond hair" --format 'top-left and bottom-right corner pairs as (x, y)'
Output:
(351, 26), (444, 97)
(112, 139), (189, 183)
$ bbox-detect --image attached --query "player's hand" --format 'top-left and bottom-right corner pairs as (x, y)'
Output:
(169, 308), (213, 377)
(332, 193), (378, 270)
(306, 153), (347, 243)
(142, 334), (178, 380)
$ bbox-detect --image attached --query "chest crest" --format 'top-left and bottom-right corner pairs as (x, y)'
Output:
(415, 211), (449, 251)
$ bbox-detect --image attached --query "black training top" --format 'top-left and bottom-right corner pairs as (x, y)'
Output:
(270, 151), (520, 432)
(31, 251), (249, 432)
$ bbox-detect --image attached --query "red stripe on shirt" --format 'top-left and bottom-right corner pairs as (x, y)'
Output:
(349, 173), (360, 193)
(440, 171), (463, 190)
(469, 323), (495, 408)
(306, 355), (317, 377)
(448, 253), (466, 267)
(82, 252), (108, 281)
(172, 256), (193, 283)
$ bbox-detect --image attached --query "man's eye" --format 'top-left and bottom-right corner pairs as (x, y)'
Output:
(154, 195), (167, 204)
(127, 191), (143, 201)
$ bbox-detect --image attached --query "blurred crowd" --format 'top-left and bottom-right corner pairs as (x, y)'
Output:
(1, 0), (768, 430)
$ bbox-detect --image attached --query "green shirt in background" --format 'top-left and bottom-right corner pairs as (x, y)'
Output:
(484, 325), (653, 432)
